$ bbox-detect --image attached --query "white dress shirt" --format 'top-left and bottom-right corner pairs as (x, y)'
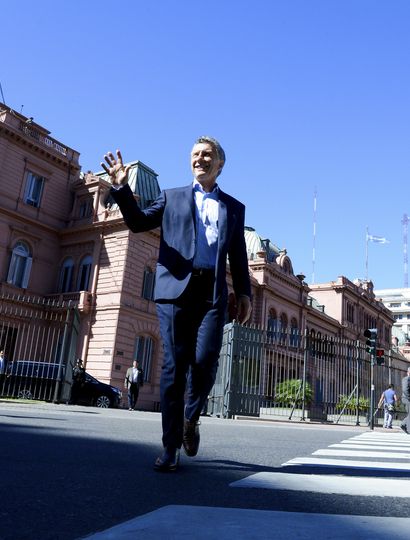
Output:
(192, 180), (219, 269)
(132, 367), (139, 383)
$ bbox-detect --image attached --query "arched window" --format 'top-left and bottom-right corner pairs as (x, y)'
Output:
(134, 335), (154, 382)
(7, 241), (32, 288)
(267, 308), (278, 342)
(59, 257), (74, 293)
(290, 317), (299, 347)
(141, 266), (155, 301)
(280, 313), (288, 344)
(77, 255), (92, 291)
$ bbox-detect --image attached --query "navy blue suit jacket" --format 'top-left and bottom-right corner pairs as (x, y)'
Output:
(111, 183), (251, 306)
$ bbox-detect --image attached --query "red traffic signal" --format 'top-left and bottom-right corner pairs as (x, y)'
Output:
(376, 348), (385, 365)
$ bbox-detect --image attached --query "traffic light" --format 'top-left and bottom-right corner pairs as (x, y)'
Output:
(364, 328), (378, 356)
(376, 348), (385, 365)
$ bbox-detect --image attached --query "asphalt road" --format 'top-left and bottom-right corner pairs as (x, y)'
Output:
(0, 401), (408, 540)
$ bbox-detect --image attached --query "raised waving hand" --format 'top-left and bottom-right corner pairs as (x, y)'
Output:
(101, 149), (131, 186)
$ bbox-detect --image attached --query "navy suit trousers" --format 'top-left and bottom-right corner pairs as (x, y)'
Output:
(156, 274), (226, 450)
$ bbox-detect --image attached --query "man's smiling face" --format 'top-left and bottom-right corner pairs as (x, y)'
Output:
(191, 142), (223, 191)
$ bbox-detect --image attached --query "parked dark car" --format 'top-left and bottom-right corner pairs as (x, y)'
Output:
(2, 360), (122, 408)
(3, 360), (64, 401)
(74, 372), (122, 408)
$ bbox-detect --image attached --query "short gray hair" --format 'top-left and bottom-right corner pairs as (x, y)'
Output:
(194, 135), (226, 165)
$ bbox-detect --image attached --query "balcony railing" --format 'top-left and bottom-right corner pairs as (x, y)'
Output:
(45, 291), (93, 313)
(19, 121), (68, 156)
(0, 285), (93, 313)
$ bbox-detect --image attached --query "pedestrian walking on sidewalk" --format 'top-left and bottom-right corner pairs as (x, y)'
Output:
(125, 360), (144, 410)
(377, 384), (397, 429)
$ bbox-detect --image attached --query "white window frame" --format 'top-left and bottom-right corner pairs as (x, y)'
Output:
(24, 172), (45, 208)
(7, 241), (32, 288)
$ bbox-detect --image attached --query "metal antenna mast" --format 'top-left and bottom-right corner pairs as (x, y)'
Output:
(312, 187), (317, 284)
(403, 213), (409, 288)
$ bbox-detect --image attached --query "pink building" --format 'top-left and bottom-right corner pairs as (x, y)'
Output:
(0, 103), (400, 410)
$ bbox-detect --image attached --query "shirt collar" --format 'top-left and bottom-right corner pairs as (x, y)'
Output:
(193, 179), (219, 194)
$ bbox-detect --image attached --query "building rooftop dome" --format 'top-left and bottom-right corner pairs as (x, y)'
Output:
(244, 226), (281, 263)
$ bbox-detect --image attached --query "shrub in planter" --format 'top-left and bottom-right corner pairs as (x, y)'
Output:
(274, 379), (312, 406)
(336, 394), (369, 412)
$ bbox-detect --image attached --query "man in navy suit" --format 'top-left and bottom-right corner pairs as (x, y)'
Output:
(102, 136), (251, 471)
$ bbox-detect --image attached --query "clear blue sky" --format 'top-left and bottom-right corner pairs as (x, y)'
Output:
(2, 0), (410, 290)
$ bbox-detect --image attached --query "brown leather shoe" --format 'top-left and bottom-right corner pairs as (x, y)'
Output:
(154, 448), (180, 472)
(182, 418), (200, 457)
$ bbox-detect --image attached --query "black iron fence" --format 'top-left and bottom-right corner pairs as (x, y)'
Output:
(208, 322), (408, 426)
(0, 295), (79, 403)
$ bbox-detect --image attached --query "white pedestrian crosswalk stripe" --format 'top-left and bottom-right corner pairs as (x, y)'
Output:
(231, 431), (410, 488)
(352, 432), (410, 444)
(329, 443), (410, 451)
(313, 448), (410, 459)
(282, 457), (410, 471)
(230, 471), (410, 496)
(287, 431), (410, 469)
(338, 439), (410, 447)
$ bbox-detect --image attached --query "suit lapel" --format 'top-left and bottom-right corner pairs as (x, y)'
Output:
(218, 194), (228, 249)
(180, 184), (196, 225)
(181, 184), (196, 258)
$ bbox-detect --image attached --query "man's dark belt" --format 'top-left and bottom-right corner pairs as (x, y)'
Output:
(191, 267), (215, 278)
